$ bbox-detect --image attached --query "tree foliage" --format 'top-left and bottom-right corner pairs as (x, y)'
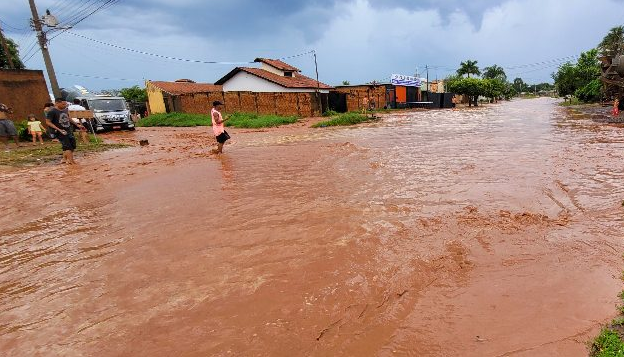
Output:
(119, 85), (147, 102)
(482, 65), (507, 81)
(0, 37), (25, 69)
(552, 49), (601, 101)
(598, 25), (624, 57)
(457, 60), (481, 78)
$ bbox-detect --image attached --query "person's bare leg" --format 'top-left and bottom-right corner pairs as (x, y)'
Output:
(61, 151), (67, 164)
(80, 130), (88, 144)
(67, 150), (76, 164)
(12, 136), (20, 147)
(32, 133), (36, 145)
(217, 142), (224, 154)
(38, 133), (44, 144)
(0, 136), (8, 150)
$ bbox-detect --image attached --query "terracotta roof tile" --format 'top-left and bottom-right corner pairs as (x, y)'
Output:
(150, 81), (222, 95)
(254, 58), (300, 72)
(217, 67), (333, 90)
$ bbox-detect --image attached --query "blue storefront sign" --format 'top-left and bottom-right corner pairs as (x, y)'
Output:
(391, 74), (421, 87)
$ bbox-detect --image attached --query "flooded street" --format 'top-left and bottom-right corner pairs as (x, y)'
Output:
(2, 98), (624, 356)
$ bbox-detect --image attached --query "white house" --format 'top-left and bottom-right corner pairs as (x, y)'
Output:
(215, 58), (333, 93)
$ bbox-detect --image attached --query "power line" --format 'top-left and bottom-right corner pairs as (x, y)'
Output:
(51, 0), (121, 40)
(59, 72), (140, 82)
(61, 31), (257, 64)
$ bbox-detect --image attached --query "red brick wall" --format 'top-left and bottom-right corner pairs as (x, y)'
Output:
(0, 69), (50, 123)
(178, 91), (321, 117)
(334, 86), (386, 112)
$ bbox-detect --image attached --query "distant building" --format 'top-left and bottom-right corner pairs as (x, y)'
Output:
(215, 58), (333, 94)
(146, 79), (222, 114)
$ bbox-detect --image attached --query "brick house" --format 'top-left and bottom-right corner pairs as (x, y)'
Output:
(146, 79), (222, 114)
(215, 58), (333, 94)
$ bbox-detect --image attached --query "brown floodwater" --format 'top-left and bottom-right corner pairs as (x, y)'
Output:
(1, 98), (624, 356)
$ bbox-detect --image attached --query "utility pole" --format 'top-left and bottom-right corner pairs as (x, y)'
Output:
(28, 0), (61, 99)
(425, 65), (429, 101)
(313, 51), (322, 114)
(0, 22), (15, 69)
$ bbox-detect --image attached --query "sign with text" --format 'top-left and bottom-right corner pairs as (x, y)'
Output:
(391, 74), (421, 87)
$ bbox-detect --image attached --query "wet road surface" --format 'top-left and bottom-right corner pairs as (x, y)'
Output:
(1, 98), (624, 356)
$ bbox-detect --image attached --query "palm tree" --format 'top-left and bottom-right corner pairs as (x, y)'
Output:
(457, 60), (480, 78)
(598, 26), (624, 57)
(482, 65), (507, 81)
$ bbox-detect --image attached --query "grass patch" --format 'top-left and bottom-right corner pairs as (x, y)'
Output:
(590, 328), (624, 357)
(559, 97), (582, 106)
(312, 112), (374, 128)
(225, 112), (298, 128)
(136, 113), (211, 127)
(136, 112), (299, 128)
(0, 140), (128, 166)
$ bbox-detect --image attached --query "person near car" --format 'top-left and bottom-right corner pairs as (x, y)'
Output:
(68, 98), (89, 144)
(46, 98), (84, 164)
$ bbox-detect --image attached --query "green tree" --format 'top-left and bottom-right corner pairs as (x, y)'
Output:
(0, 37), (25, 69)
(513, 77), (529, 92)
(575, 78), (602, 102)
(119, 85), (147, 102)
(552, 49), (601, 101)
(598, 25), (624, 57)
(552, 62), (578, 97)
(482, 65), (507, 81)
(482, 78), (507, 102)
(446, 76), (485, 106)
(457, 60), (481, 78)
(341, 80), (350, 85)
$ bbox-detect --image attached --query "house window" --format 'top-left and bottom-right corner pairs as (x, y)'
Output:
(284, 71), (293, 77)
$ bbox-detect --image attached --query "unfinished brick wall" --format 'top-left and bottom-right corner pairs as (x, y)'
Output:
(334, 86), (387, 112)
(178, 91), (320, 117)
(179, 92), (226, 114)
(0, 69), (51, 123)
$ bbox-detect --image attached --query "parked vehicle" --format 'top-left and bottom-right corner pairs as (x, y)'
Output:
(61, 85), (135, 132)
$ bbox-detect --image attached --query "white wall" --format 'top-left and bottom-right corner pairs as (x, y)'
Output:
(222, 72), (328, 93)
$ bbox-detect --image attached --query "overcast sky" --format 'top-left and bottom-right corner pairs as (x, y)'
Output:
(3, 0), (624, 92)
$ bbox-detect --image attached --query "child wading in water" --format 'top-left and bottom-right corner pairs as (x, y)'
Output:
(211, 101), (230, 154)
(27, 114), (45, 145)
(613, 98), (620, 117)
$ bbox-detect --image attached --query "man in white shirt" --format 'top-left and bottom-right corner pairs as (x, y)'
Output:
(68, 98), (89, 143)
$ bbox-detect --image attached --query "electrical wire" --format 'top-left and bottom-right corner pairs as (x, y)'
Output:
(62, 31), (257, 64)
(50, 0), (120, 40)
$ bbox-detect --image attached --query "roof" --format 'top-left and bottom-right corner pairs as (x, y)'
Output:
(215, 67), (333, 90)
(254, 58), (300, 72)
(149, 81), (222, 95)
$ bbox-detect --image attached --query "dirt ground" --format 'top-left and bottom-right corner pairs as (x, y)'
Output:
(1, 98), (624, 356)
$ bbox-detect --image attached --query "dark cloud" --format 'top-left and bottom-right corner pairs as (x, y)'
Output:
(368, 0), (499, 29)
(112, 0), (342, 43)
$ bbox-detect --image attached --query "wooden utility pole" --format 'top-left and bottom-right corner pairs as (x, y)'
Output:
(28, 0), (61, 98)
(0, 22), (15, 69)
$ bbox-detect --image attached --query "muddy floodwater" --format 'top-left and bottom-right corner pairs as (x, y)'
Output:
(2, 98), (624, 356)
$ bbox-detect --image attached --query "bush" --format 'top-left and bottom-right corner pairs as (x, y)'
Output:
(312, 112), (372, 127)
(16, 120), (30, 141)
(575, 78), (602, 102)
(323, 110), (339, 117)
(225, 112), (298, 128)
(136, 112), (211, 127)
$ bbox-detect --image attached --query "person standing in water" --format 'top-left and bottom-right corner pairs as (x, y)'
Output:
(613, 98), (620, 117)
(211, 101), (230, 154)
